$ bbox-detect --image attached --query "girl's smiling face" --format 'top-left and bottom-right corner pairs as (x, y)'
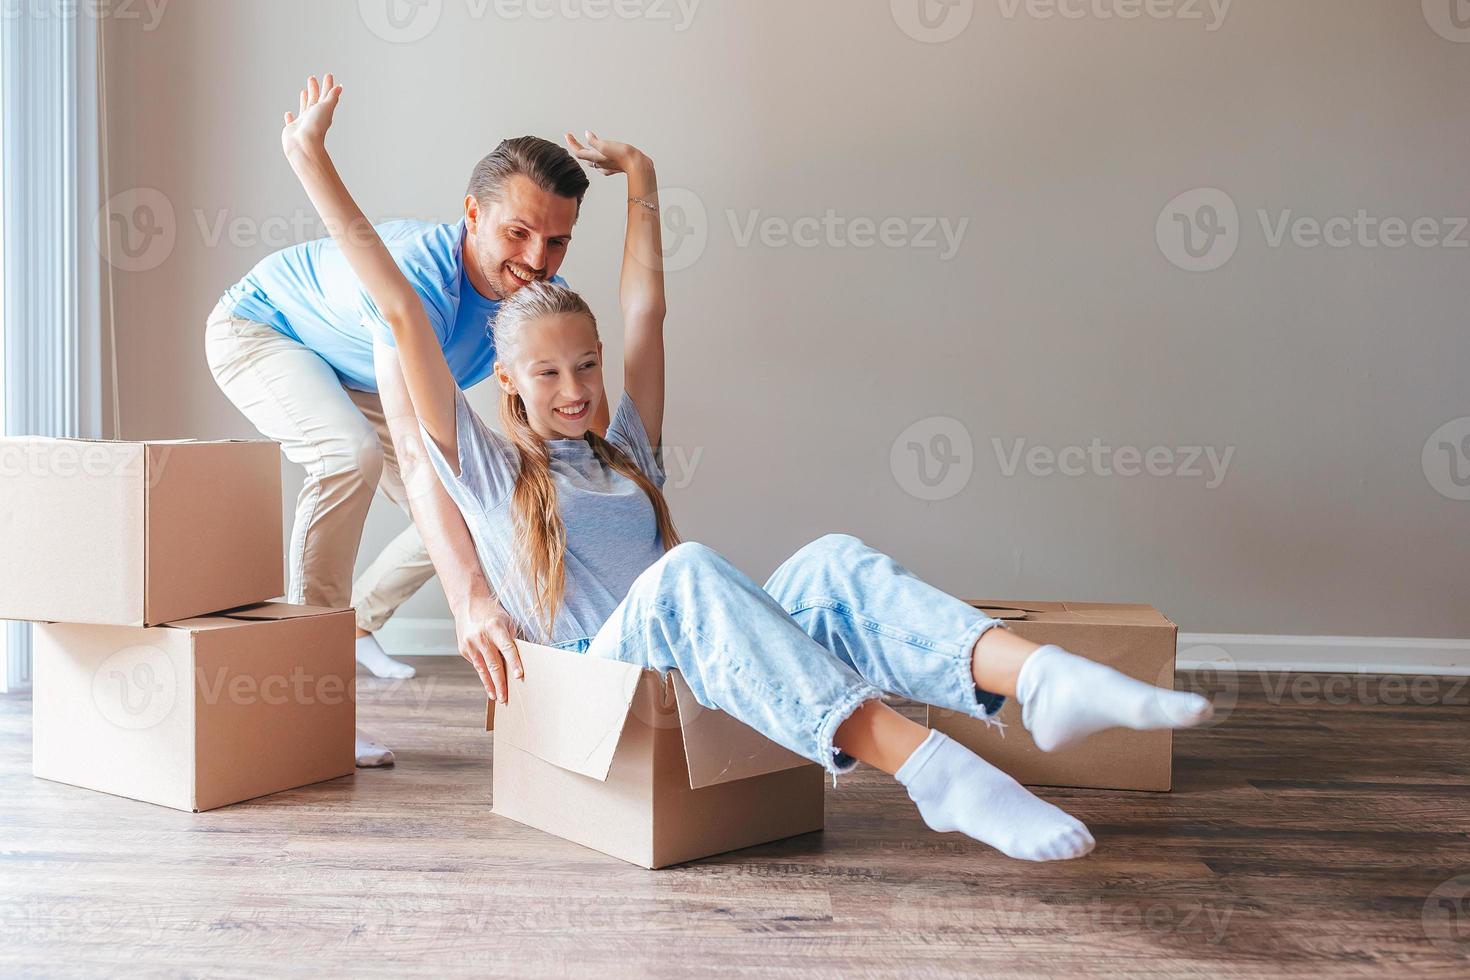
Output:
(496, 312), (605, 442)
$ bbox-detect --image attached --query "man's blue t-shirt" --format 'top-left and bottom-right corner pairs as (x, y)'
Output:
(221, 218), (564, 392)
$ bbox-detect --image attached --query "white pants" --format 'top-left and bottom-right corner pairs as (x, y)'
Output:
(204, 301), (435, 631)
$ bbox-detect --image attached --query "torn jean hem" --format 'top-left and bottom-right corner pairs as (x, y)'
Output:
(814, 682), (887, 783)
(949, 615), (1010, 736)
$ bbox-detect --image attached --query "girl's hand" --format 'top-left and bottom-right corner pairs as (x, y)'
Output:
(453, 593), (524, 705)
(564, 131), (649, 178)
(282, 73), (343, 159)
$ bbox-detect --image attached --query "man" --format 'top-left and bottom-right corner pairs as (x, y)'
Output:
(206, 134), (601, 766)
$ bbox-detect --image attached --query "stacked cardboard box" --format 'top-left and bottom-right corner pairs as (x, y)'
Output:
(0, 437), (355, 812)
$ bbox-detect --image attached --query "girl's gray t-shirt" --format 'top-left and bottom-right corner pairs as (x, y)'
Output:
(420, 389), (668, 646)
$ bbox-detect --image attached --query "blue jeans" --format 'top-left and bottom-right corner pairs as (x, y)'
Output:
(553, 534), (1008, 778)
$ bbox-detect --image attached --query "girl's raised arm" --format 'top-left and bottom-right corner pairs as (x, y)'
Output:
(281, 74), (459, 459)
(565, 132), (665, 451)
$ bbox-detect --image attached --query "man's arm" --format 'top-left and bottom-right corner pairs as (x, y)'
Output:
(375, 342), (522, 703)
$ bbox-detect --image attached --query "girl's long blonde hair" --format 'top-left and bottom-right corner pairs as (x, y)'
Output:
(494, 280), (680, 637)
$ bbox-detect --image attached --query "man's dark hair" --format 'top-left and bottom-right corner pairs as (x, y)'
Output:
(466, 136), (590, 218)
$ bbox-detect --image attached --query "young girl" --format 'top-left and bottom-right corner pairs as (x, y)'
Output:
(282, 75), (1214, 862)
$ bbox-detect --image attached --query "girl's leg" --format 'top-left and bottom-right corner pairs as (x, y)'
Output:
(587, 542), (887, 780)
(587, 542), (1093, 861)
(764, 534), (1212, 752)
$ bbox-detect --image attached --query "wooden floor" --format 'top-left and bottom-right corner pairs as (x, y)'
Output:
(2, 659), (1467, 978)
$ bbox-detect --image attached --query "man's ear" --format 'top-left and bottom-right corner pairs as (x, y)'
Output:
(464, 194), (480, 233)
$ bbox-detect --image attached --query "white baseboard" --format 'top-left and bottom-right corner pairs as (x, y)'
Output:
(1175, 633), (1470, 677)
(375, 618), (1470, 677)
(376, 618), (460, 658)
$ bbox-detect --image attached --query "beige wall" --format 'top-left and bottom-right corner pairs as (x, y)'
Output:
(102, 0), (1470, 637)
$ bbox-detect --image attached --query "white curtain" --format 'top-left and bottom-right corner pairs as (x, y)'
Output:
(1, 10), (105, 693)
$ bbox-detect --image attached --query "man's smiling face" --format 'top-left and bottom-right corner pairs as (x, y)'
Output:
(463, 173), (579, 300)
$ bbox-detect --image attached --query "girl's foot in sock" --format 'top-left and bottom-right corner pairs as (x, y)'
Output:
(896, 730), (1094, 862)
(355, 633), (416, 680)
(355, 729), (395, 768)
(1016, 644), (1213, 752)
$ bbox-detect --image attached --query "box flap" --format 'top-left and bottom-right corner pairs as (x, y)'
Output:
(969, 599), (1172, 628)
(668, 671), (812, 789)
(973, 607), (1030, 620)
(215, 602), (346, 622)
(165, 602), (350, 632)
(492, 641), (645, 783)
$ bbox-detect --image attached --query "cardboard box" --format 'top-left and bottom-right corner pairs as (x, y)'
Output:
(0, 438), (284, 627)
(488, 642), (826, 869)
(33, 603), (355, 812)
(929, 600), (1178, 792)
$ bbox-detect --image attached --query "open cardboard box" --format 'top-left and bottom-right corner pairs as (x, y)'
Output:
(33, 602), (356, 812)
(0, 437), (284, 627)
(928, 600), (1179, 792)
(487, 642), (826, 869)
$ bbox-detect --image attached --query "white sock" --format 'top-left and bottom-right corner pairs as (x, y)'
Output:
(1016, 644), (1213, 753)
(355, 633), (415, 680)
(896, 730), (1094, 862)
(355, 729), (395, 768)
